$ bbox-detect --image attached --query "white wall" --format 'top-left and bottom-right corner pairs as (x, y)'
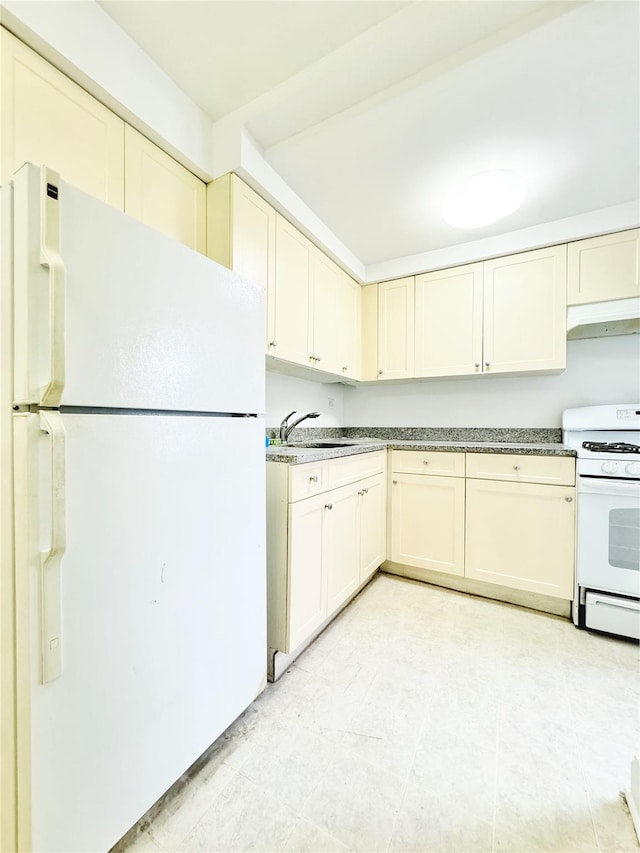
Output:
(265, 371), (345, 428)
(343, 335), (640, 427)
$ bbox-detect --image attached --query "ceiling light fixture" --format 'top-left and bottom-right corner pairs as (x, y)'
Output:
(441, 169), (528, 229)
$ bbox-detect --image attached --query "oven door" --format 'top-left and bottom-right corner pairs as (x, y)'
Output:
(577, 476), (640, 597)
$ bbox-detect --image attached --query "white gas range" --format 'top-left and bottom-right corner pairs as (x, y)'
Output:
(563, 404), (640, 641)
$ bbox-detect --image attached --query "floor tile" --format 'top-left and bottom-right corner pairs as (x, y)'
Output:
(112, 574), (639, 853)
(301, 750), (406, 851)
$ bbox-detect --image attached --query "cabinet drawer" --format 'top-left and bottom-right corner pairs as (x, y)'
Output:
(328, 450), (386, 489)
(391, 450), (465, 477)
(289, 461), (329, 501)
(466, 453), (575, 486)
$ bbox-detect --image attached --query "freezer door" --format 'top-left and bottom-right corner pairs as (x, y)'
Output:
(14, 411), (266, 853)
(13, 164), (264, 413)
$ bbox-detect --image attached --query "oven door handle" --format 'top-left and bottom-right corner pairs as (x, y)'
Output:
(578, 477), (640, 497)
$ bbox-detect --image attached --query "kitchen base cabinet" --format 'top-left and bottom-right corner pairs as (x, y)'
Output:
(465, 478), (575, 599)
(267, 451), (386, 680)
(386, 449), (576, 612)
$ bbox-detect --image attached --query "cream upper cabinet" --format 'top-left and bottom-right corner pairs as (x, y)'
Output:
(390, 452), (465, 577)
(465, 476), (575, 599)
(337, 272), (362, 381)
(273, 214), (312, 365)
(483, 245), (567, 374)
(124, 126), (205, 253)
(567, 229), (640, 305)
(311, 249), (343, 374)
(206, 174), (276, 350)
(415, 263), (483, 377)
(0, 28), (124, 208)
(378, 277), (415, 380)
(361, 284), (379, 381)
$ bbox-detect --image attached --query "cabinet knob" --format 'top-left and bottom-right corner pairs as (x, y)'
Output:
(363, 488), (368, 494)
(565, 496), (573, 503)
(309, 475), (318, 483)
(324, 503), (333, 510)
(392, 480), (398, 485)
(474, 363), (480, 369)
(378, 370), (383, 375)
(342, 366), (348, 372)
(513, 465), (520, 471)
(309, 355), (316, 362)
(316, 356), (321, 363)
(268, 340), (277, 348)
(485, 362), (490, 369)
(358, 490), (364, 496)
(423, 460), (429, 465)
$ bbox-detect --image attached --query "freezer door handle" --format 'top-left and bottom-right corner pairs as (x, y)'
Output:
(40, 410), (66, 682)
(39, 166), (66, 407)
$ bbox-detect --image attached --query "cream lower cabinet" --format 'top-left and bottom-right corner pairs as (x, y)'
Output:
(1, 28), (125, 208)
(465, 452), (575, 599)
(390, 451), (465, 576)
(388, 450), (576, 603)
(267, 451), (386, 671)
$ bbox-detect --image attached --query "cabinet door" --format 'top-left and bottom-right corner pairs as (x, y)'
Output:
(274, 215), (312, 365)
(337, 272), (362, 380)
(465, 478), (575, 599)
(483, 245), (567, 374)
(311, 250), (343, 374)
(378, 277), (415, 380)
(391, 473), (465, 576)
(0, 29), (124, 208)
(325, 485), (360, 616)
(567, 229), (640, 305)
(415, 263), (483, 377)
(124, 126), (206, 252)
(287, 495), (326, 652)
(231, 176), (276, 351)
(359, 474), (387, 583)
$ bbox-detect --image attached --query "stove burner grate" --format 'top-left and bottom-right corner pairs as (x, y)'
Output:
(582, 441), (640, 454)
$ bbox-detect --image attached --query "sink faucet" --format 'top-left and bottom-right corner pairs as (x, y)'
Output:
(279, 411), (320, 443)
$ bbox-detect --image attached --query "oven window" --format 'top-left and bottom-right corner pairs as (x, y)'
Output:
(609, 508), (640, 571)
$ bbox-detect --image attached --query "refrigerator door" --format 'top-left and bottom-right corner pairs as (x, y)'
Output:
(14, 411), (266, 853)
(13, 164), (264, 414)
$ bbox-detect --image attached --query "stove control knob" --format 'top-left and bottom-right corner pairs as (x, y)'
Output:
(626, 462), (640, 476)
(602, 462), (619, 474)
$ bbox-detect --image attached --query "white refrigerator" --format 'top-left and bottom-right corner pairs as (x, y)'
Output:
(5, 164), (267, 852)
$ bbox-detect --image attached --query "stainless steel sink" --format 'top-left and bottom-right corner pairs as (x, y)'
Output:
(287, 441), (358, 449)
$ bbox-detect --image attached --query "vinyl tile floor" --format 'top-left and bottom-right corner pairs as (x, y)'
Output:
(113, 574), (640, 853)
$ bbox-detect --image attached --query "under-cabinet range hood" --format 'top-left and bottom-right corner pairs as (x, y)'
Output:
(567, 297), (640, 340)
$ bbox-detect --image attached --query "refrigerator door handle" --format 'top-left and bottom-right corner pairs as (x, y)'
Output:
(39, 410), (66, 683)
(39, 166), (66, 407)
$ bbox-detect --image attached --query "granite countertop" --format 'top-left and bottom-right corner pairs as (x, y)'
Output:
(266, 437), (575, 464)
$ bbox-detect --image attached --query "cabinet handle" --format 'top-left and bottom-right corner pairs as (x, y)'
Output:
(474, 363), (480, 369)
(316, 356), (321, 363)
(485, 362), (490, 369)
(363, 488), (368, 494)
(268, 340), (277, 348)
(378, 370), (383, 375)
(392, 480), (398, 485)
(309, 355), (316, 362)
(358, 490), (364, 496)
(324, 503), (333, 510)
(309, 475), (318, 483)
(342, 366), (348, 372)
(565, 496), (573, 502)
(513, 465), (520, 471)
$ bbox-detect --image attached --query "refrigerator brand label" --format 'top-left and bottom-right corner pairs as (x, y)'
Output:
(46, 183), (59, 200)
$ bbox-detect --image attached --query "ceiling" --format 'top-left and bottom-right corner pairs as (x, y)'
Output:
(99, 0), (640, 268)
